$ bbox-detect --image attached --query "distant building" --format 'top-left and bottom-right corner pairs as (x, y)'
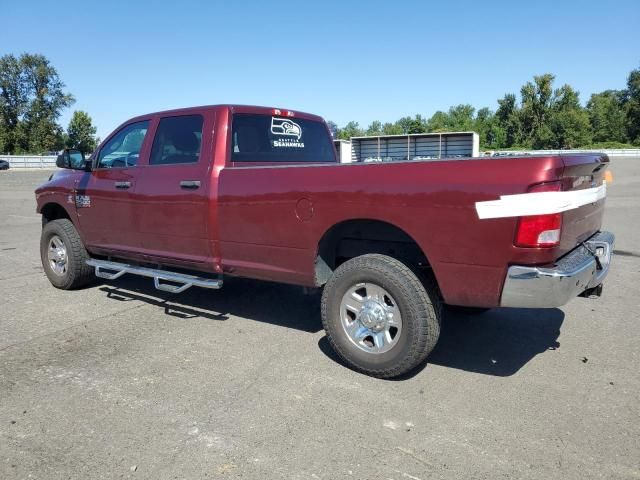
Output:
(333, 139), (353, 163)
(334, 132), (479, 163)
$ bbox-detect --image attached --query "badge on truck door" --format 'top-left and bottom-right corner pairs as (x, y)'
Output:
(75, 194), (91, 208)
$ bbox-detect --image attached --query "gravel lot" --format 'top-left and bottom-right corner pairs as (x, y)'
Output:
(1, 159), (639, 480)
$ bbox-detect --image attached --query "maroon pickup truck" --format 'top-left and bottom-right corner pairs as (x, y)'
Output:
(35, 105), (614, 378)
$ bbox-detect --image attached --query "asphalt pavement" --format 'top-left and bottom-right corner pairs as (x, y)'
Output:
(0, 158), (639, 479)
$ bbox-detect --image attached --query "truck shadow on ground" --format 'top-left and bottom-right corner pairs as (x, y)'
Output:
(97, 276), (563, 378)
(97, 275), (324, 333)
(319, 307), (564, 378)
(426, 307), (564, 377)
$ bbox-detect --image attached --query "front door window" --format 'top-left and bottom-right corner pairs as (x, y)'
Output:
(97, 121), (149, 168)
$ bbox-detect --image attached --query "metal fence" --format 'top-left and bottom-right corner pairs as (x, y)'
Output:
(489, 149), (640, 157)
(0, 155), (58, 168)
(1, 148), (639, 169)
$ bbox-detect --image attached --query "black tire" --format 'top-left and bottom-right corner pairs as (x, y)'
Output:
(321, 254), (442, 379)
(40, 218), (94, 290)
(445, 305), (491, 315)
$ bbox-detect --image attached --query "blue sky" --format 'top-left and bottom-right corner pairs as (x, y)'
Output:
(3, 0), (639, 138)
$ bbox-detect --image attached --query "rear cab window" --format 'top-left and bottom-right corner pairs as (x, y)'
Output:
(231, 114), (336, 163)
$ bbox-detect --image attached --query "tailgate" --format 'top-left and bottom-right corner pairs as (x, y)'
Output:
(558, 153), (609, 255)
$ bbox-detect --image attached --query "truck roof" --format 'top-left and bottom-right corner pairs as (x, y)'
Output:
(126, 104), (326, 123)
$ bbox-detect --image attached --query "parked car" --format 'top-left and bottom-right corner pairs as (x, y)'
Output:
(0, 159), (10, 170)
(34, 105), (614, 378)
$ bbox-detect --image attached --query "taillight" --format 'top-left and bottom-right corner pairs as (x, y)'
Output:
(272, 108), (295, 117)
(515, 182), (562, 248)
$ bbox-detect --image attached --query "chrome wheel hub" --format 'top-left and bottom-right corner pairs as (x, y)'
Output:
(358, 300), (388, 331)
(340, 282), (402, 354)
(47, 235), (68, 276)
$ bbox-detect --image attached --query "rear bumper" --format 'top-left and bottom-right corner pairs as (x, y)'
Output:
(500, 231), (615, 308)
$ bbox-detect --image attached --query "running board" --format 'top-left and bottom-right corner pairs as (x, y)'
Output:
(86, 259), (223, 293)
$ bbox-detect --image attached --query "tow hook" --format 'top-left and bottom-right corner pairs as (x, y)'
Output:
(579, 284), (603, 299)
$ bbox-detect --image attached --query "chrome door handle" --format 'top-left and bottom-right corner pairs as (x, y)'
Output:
(114, 181), (131, 189)
(180, 180), (201, 189)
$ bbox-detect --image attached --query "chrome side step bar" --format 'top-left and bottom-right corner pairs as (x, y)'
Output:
(86, 259), (222, 293)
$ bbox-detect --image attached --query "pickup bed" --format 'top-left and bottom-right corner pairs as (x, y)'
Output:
(35, 104), (614, 378)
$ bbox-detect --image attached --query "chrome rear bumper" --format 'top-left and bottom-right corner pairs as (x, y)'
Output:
(500, 231), (614, 308)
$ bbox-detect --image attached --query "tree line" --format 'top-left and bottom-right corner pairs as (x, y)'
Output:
(2, 53), (639, 154)
(332, 67), (640, 150)
(0, 53), (99, 155)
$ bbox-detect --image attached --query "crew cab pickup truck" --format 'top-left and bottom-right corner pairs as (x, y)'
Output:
(35, 105), (614, 378)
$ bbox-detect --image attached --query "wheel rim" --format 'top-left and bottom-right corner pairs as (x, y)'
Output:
(47, 235), (68, 276)
(339, 282), (403, 354)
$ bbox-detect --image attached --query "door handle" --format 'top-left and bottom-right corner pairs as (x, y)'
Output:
(180, 180), (201, 190)
(114, 181), (131, 189)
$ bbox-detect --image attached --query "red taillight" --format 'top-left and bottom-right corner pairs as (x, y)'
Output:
(515, 182), (562, 248)
(272, 108), (295, 117)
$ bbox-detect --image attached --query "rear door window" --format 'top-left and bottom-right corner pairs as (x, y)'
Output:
(150, 115), (204, 165)
(231, 114), (336, 163)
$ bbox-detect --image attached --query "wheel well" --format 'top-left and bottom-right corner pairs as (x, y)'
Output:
(41, 202), (72, 226)
(315, 219), (430, 286)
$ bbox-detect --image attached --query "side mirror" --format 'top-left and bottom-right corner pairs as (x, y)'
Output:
(56, 149), (89, 170)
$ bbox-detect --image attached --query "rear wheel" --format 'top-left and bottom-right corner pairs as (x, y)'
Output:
(321, 254), (441, 378)
(40, 219), (94, 290)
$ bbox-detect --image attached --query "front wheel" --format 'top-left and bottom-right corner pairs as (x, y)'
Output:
(40, 218), (94, 290)
(321, 254), (442, 379)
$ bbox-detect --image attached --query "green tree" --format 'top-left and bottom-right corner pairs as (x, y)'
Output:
(520, 74), (555, 148)
(382, 122), (403, 135)
(425, 111), (450, 132)
(20, 54), (74, 153)
(366, 120), (383, 136)
(0, 54), (28, 153)
(587, 90), (627, 143)
(625, 67), (640, 143)
(516, 74), (593, 149)
(447, 104), (475, 131)
(66, 110), (98, 152)
(394, 116), (414, 134)
(0, 53), (74, 154)
(426, 105), (475, 133)
(392, 115), (428, 134)
(407, 114), (428, 134)
(547, 84), (592, 148)
(474, 107), (505, 149)
(495, 93), (521, 147)
(338, 121), (364, 140)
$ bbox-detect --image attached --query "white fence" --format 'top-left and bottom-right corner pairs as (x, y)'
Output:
(1, 148), (639, 169)
(0, 155), (58, 168)
(490, 149), (640, 158)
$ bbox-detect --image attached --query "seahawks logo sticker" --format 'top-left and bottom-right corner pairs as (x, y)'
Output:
(271, 117), (302, 139)
(271, 117), (305, 148)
